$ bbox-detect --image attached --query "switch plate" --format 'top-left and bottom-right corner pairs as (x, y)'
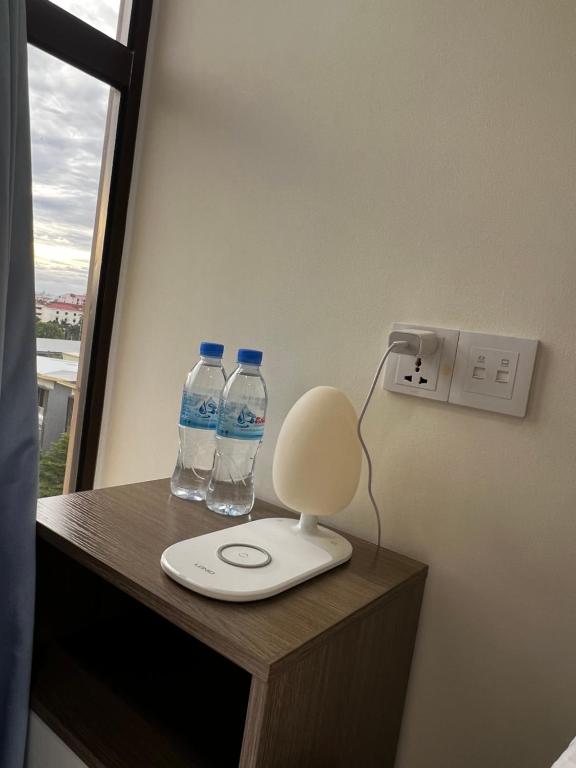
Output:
(384, 323), (459, 402)
(449, 332), (538, 417)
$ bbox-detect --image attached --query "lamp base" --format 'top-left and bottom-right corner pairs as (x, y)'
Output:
(160, 517), (353, 602)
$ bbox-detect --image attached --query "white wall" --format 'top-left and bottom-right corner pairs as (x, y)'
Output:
(96, 2), (576, 766)
(39, 306), (82, 324)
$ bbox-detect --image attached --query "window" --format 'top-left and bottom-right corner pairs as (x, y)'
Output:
(27, 0), (152, 494)
(48, 0), (123, 39)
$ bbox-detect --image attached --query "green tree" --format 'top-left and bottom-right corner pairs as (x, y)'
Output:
(38, 432), (69, 498)
(35, 318), (83, 341)
(36, 320), (66, 339)
(63, 318), (83, 341)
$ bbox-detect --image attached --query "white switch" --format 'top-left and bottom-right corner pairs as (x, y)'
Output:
(449, 332), (538, 417)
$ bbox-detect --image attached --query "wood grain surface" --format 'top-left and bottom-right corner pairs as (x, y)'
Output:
(37, 479), (427, 680)
(239, 578), (426, 767)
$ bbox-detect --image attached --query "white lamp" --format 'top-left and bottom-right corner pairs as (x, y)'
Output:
(273, 386), (361, 532)
(161, 386), (362, 602)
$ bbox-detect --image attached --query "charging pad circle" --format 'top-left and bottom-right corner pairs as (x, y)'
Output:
(217, 543), (272, 568)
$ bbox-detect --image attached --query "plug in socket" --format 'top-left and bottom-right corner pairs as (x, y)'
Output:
(384, 323), (459, 402)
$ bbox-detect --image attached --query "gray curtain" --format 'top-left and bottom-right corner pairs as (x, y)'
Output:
(0, 1), (38, 766)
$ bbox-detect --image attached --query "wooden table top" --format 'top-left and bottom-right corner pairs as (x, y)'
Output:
(37, 479), (427, 680)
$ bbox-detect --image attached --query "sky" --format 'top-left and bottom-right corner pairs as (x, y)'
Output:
(28, 0), (121, 297)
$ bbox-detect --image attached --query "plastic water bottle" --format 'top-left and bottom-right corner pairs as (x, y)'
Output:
(206, 349), (267, 516)
(171, 342), (227, 501)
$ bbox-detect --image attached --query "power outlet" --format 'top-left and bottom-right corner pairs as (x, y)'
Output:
(384, 323), (459, 402)
(394, 341), (444, 391)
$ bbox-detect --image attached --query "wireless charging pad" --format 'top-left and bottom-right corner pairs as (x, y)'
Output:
(160, 517), (352, 602)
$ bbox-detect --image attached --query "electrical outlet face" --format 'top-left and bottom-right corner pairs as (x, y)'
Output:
(383, 324), (538, 417)
(384, 324), (459, 402)
(394, 339), (444, 391)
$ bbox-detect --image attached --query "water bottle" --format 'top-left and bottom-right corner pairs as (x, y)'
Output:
(171, 342), (226, 501)
(206, 349), (267, 516)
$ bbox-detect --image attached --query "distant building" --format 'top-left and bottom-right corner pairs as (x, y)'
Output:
(36, 339), (79, 450)
(57, 292), (86, 308)
(40, 301), (83, 326)
(35, 292), (53, 319)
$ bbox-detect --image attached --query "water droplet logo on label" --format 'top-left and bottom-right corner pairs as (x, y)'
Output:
(180, 392), (220, 429)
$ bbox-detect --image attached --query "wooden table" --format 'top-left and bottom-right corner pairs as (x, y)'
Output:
(34, 478), (427, 767)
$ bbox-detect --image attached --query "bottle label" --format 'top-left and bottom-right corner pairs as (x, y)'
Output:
(217, 401), (265, 440)
(179, 392), (220, 430)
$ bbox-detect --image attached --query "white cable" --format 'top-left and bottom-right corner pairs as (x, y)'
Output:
(357, 341), (407, 549)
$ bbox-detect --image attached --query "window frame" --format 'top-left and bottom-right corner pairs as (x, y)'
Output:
(26, 0), (153, 491)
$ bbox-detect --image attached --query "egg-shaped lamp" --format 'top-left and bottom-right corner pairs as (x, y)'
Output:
(273, 386), (361, 533)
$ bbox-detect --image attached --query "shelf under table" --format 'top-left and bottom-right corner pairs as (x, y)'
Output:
(34, 478), (428, 768)
(33, 543), (251, 768)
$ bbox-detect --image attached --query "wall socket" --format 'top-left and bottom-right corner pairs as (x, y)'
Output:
(394, 340), (444, 391)
(383, 324), (538, 417)
(383, 324), (459, 402)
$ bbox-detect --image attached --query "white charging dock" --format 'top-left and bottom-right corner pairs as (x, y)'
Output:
(161, 516), (352, 602)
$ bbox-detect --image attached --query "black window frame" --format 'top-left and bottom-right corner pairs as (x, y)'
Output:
(26, 0), (153, 491)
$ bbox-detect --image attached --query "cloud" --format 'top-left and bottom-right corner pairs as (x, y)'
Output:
(34, 243), (91, 296)
(28, 0), (120, 295)
(48, 0), (120, 39)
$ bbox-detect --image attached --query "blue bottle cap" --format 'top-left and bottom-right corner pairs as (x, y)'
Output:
(200, 342), (224, 358)
(237, 348), (263, 365)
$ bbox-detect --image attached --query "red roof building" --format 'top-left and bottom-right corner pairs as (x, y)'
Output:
(39, 301), (84, 326)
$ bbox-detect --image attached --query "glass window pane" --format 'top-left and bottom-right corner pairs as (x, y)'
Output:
(28, 46), (113, 497)
(48, 0), (124, 39)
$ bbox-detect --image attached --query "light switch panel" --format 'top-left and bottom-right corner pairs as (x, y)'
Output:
(449, 332), (538, 417)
